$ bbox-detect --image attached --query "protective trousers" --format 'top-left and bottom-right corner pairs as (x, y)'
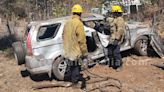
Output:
(64, 60), (80, 83)
(107, 44), (122, 69)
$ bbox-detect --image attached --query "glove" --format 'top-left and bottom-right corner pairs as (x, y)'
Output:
(82, 58), (88, 69)
(80, 55), (92, 70)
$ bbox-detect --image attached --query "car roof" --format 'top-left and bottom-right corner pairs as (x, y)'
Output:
(81, 13), (105, 21)
(29, 13), (104, 26)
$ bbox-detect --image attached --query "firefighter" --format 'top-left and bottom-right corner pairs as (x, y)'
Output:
(107, 5), (125, 70)
(62, 4), (88, 88)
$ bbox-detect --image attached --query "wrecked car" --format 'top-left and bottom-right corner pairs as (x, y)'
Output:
(12, 13), (162, 80)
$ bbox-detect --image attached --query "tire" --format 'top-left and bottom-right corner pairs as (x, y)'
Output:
(134, 36), (149, 56)
(12, 42), (26, 65)
(52, 56), (67, 80)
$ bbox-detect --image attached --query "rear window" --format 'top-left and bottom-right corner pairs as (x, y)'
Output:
(37, 23), (61, 41)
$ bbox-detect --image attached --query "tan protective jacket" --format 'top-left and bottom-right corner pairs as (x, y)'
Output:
(62, 15), (88, 61)
(110, 17), (125, 43)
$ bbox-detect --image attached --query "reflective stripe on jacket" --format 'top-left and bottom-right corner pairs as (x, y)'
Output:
(62, 15), (88, 61)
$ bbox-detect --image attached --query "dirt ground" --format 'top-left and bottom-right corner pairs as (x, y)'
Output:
(0, 52), (163, 92)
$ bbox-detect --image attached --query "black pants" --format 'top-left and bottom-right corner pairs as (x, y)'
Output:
(64, 61), (81, 83)
(107, 44), (122, 69)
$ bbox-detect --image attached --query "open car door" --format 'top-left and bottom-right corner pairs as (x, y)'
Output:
(150, 12), (164, 58)
(150, 34), (164, 57)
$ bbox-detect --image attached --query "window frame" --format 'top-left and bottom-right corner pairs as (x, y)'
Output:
(36, 23), (61, 42)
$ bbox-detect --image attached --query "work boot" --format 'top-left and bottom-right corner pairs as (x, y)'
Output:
(108, 58), (114, 67)
(113, 60), (123, 72)
(115, 66), (123, 72)
(72, 81), (82, 89)
(65, 82), (73, 87)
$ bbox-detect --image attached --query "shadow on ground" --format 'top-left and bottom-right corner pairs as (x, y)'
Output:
(20, 69), (53, 82)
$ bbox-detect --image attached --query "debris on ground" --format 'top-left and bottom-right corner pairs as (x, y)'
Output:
(33, 69), (123, 92)
(152, 62), (164, 70)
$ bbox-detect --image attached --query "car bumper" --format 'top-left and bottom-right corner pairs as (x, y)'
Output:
(25, 55), (53, 75)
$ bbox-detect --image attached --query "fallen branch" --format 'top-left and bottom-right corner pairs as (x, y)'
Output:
(152, 63), (164, 70)
(33, 69), (122, 91)
(32, 81), (73, 90)
(86, 78), (108, 84)
(86, 82), (121, 92)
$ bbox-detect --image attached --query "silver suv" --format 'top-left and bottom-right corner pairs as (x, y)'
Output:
(12, 13), (162, 80)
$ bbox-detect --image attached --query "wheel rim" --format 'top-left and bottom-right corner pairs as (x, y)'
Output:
(140, 39), (148, 54)
(14, 52), (19, 64)
(58, 59), (67, 76)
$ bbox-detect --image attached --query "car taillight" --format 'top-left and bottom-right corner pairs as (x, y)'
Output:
(26, 33), (32, 55)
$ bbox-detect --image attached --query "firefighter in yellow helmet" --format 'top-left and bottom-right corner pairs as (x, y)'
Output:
(62, 4), (88, 88)
(107, 5), (125, 70)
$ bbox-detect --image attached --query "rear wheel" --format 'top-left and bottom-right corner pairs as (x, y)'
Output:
(134, 36), (149, 56)
(12, 42), (26, 65)
(52, 56), (67, 80)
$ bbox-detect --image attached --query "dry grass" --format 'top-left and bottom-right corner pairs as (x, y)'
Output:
(3, 48), (14, 58)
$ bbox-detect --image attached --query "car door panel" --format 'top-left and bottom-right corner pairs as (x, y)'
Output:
(150, 15), (164, 58)
(151, 34), (164, 57)
(32, 23), (63, 59)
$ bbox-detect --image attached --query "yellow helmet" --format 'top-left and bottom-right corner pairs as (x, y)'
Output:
(71, 4), (83, 13)
(112, 5), (123, 12)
